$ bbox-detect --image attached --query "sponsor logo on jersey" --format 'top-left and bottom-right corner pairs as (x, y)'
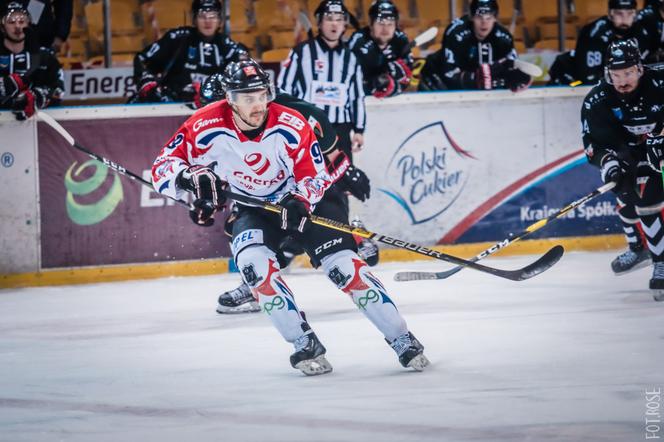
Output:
(233, 169), (286, 187)
(278, 111), (305, 130)
(624, 123), (656, 135)
(244, 152), (271, 175)
(232, 229), (263, 255)
(380, 121), (476, 225)
(193, 117), (223, 132)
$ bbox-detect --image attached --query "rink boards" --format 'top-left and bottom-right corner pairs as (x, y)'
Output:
(0, 87), (623, 285)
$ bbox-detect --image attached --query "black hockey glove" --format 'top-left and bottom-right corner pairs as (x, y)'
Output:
(475, 59), (513, 90)
(11, 87), (49, 121)
(176, 165), (227, 226)
(646, 135), (664, 171)
(387, 59), (412, 86)
(504, 68), (532, 92)
(0, 73), (26, 100)
(600, 153), (625, 187)
(278, 193), (311, 233)
(137, 74), (166, 103)
(327, 153), (371, 201)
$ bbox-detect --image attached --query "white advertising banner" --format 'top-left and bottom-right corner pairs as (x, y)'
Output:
(63, 67), (136, 100)
(356, 88), (616, 245)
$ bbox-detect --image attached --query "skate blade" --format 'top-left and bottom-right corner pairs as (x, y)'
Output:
(216, 302), (261, 314)
(613, 258), (651, 276)
(295, 355), (333, 376)
(407, 354), (431, 372)
(652, 290), (664, 302)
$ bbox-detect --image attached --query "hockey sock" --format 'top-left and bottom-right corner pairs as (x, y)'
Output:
(322, 250), (407, 342)
(235, 245), (305, 342)
(640, 213), (664, 263)
(617, 200), (645, 251)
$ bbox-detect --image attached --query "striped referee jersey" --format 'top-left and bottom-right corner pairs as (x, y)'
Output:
(277, 35), (366, 133)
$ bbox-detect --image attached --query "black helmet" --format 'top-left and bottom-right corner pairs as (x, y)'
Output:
(200, 73), (225, 106)
(314, 0), (349, 22)
(369, 1), (399, 22)
(1, 1), (30, 21)
(470, 0), (498, 16)
(222, 59), (275, 103)
(191, 0), (222, 15)
(608, 0), (637, 9)
(606, 39), (641, 70)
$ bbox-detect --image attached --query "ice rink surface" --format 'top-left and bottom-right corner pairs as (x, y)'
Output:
(1, 251), (663, 442)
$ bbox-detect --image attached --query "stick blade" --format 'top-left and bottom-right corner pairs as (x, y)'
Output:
(414, 27), (438, 47)
(514, 59), (543, 77)
(393, 271), (439, 282)
(513, 245), (565, 281)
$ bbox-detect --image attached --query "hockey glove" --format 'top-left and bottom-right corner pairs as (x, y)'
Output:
(327, 153), (371, 202)
(177, 165), (227, 226)
(387, 59), (412, 86)
(475, 59), (513, 90)
(0, 73), (26, 100)
(646, 135), (664, 171)
(137, 75), (165, 103)
(373, 73), (396, 98)
(600, 153), (625, 186)
(10, 90), (35, 120)
(278, 193), (311, 233)
(504, 68), (532, 92)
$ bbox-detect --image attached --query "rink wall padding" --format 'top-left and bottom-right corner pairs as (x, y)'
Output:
(0, 88), (625, 287)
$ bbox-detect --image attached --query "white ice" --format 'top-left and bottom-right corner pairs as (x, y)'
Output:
(0, 251), (662, 442)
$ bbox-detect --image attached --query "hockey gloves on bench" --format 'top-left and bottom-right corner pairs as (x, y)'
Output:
(177, 165), (227, 227)
(278, 193), (311, 233)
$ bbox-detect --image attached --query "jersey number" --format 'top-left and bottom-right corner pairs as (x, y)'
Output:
(586, 51), (602, 68)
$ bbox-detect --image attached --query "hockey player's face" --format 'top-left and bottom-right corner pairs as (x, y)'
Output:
(195, 11), (221, 38)
(609, 65), (641, 94)
(370, 18), (396, 46)
(609, 9), (636, 32)
(472, 13), (497, 41)
(2, 11), (29, 43)
(320, 13), (346, 42)
(230, 89), (270, 128)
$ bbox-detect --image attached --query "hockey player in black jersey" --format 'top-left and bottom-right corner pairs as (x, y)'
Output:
(581, 40), (664, 300)
(0, 1), (64, 120)
(198, 69), (379, 314)
(131, 0), (248, 104)
(549, 0), (647, 86)
(635, 0), (664, 63)
(348, 0), (413, 98)
(418, 0), (530, 92)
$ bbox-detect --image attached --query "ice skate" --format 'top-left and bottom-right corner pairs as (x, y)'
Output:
(290, 323), (333, 376)
(387, 332), (430, 371)
(611, 246), (650, 275)
(351, 217), (380, 266)
(216, 282), (260, 314)
(650, 262), (664, 302)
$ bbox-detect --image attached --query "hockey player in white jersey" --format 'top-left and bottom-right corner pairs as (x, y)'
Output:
(151, 60), (428, 375)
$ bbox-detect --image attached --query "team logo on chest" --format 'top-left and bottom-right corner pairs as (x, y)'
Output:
(244, 152), (271, 175)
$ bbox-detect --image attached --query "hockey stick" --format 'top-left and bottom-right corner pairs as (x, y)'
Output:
(37, 110), (563, 281)
(514, 59), (543, 78)
(403, 26), (438, 55)
(394, 181), (616, 282)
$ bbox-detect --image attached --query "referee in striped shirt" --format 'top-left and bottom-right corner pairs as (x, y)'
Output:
(277, 0), (366, 158)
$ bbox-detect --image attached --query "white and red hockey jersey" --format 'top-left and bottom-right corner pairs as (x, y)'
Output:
(151, 100), (330, 206)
